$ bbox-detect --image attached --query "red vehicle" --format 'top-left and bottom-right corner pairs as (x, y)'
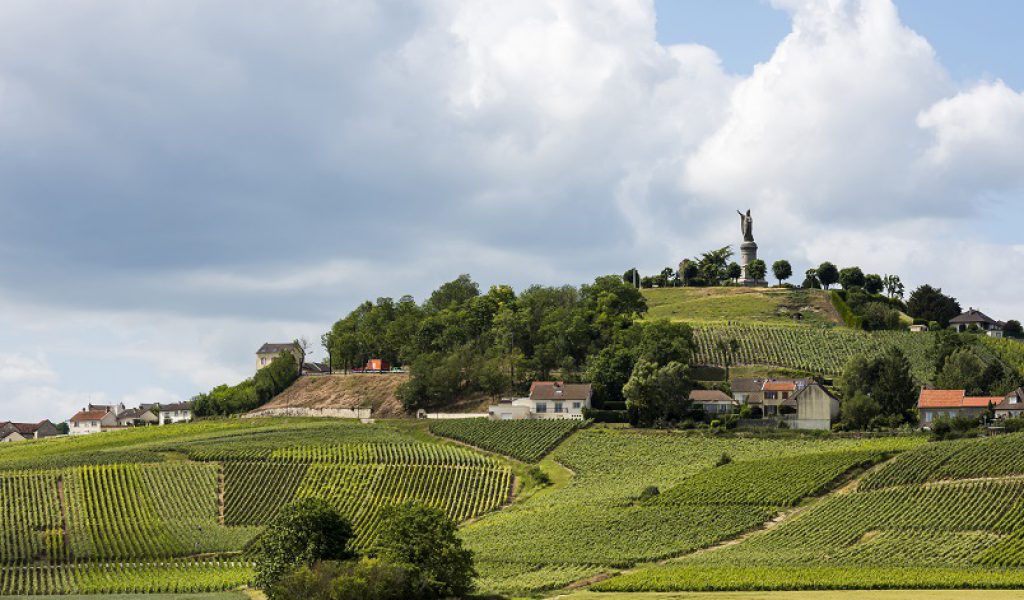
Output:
(352, 358), (391, 373)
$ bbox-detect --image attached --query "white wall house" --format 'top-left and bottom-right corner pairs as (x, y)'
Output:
(488, 382), (591, 421)
(68, 409), (117, 435)
(158, 402), (193, 425)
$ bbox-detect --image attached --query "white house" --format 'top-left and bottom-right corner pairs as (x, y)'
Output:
(68, 409), (118, 435)
(158, 402), (193, 425)
(488, 382), (591, 421)
(689, 389), (737, 415)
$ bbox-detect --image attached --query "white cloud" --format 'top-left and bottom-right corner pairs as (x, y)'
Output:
(0, 353), (55, 384)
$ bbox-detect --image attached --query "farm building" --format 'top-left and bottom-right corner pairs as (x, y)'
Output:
(488, 381), (591, 421)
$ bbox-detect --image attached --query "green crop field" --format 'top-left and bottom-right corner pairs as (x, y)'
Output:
(596, 432), (1024, 593)
(0, 419), (511, 595)
(463, 427), (921, 595)
(428, 418), (584, 462)
(642, 287), (841, 326)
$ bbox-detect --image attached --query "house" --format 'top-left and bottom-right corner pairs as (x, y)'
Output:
(917, 389), (1001, 427)
(689, 390), (737, 415)
(256, 342), (304, 373)
(89, 403), (125, 417)
(782, 383), (840, 431)
(487, 382), (592, 421)
(730, 378), (810, 416)
(158, 401), (193, 425)
(949, 308), (1004, 337)
(1, 420), (59, 441)
(994, 388), (1024, 420)
(68, 408), (118, 435)
(116, 408), (159, 427)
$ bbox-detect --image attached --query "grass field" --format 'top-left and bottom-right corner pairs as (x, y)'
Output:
(558, 591), (1024, 600)
(642, 287), (840, 326)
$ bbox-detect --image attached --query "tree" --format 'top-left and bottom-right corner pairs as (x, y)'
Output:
(623, 358), (693, 427)
(772, 260), (793, 286)
(860, 302), (901, 331)
(747, 259), (767, 282)
(840, 348), (917, 424)
(636, 320), (693, 366)
(816, 262), (839, 289)
(658, 267), (676, 287)
(1004, 320), (1023, 339)
(622, 268), (640, 288)
(883, 274), (905, 299)
(374, 502), (476, 599)
(838, 266), (865, 290)
(268, 559), (415, 600)
(841, 393), (881, 430)
(252, 498), (355, 595)
(254, 352), (300, 404)
(679, 260), (699, 286)
(696, 246), (734, 286)
(907, 284), (962, 328)
(425, 274), (479, 313)
(802, 268), (821, 289)
(726, 262), (742, 281)
(864, 274), (884, 295)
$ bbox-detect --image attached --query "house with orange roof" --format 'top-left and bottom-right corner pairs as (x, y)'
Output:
(918, 389), (1000, 427)
(68, 408), (118, 435)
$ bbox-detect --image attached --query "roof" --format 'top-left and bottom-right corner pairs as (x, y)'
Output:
(159, 401), (193, 412)
(917, 389), (1001, 409)
(763, 380), (797, 392)
(529, 381), (592, 402)
(257, 342), (302, 355)
(730, 378), (763, 393)
(996, 388), (1024, 411)
(689, 390), (734, 403)
(70, 409), (110, 422)
(781, 383), (838, 408)
(303, 362), (330, 373)
(949, 308), (999, 326)
(117, 408), (154, 420)
(10, 421), (51, 435)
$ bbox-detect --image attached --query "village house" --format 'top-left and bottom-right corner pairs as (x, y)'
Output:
(729, 378), (811, 416)
(69, 408), (118, 435)
(0, 420), (60, 442)
(994, 387), (1024, 421)
(729, 378), (836, 430)
(116, 408), (159, 427)
(782, 383), (841, 431)
(487, 381), (591, 421)
(256, 342), (305, 374)
(917, 389), (1002, 427)
(689, 389), (737, 415)
(949, 308), (1004, 337)
(158, 401), (193, 425)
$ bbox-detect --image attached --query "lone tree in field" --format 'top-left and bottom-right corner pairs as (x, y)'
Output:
(253, 498), (354, 596)
(816, 261), (839, 289)
(374, 502), (476, 599)
(772, 260), (792, 286)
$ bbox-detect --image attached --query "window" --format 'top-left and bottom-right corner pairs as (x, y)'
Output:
(572, 402), (581, 409)
(554, 402), (564, 413)
(535, 402), (547, 413)
(924, 411), (932, 421)
(261, 357), (267, 365)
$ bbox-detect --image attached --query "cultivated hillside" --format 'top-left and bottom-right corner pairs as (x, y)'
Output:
(254, 373), (408, 418)
(642, 286), (842, 326)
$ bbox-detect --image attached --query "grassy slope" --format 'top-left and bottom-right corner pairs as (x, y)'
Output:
(255, 373), (408, 417)
(642, 287), (841, 326)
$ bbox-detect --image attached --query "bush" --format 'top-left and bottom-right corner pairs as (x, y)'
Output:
(638, 485), (660, 501)
(715, 453), (733, 467)
(252, 498), (355, 596)
(268, 559), (420, 600)
(525, 465), (551, 487)
(373, 503), (476, 599)
(582, 408), (629, 423)
(930, 414), (981, 440)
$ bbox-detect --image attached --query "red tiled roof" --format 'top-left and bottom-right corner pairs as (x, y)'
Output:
(763, 381), (797, 392)
(70, 410), (109, 422)
(963, 396), (1003, 408)
(918, 389), (966, 409)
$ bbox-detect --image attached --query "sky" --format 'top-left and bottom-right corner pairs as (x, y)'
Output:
(1, 0), (1023, 422)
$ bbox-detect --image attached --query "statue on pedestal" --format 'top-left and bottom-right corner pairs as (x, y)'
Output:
(737, 209), (754, 242)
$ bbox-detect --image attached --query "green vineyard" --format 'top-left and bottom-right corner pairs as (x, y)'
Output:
(690, 322), (937, 380)
(0, 561), (252, 595)
(428, 418), (585, 462)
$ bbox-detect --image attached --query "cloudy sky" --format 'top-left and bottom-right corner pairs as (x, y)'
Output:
(2, 0), (1023, 422)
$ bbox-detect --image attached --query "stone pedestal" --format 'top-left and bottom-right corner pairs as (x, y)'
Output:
(739, 240), (767, 286)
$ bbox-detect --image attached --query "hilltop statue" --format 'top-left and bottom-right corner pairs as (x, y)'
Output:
(737, 209), (754, 242)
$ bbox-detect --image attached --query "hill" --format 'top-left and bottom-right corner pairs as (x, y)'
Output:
(251, 373), (408, 418)
(642, 287), (842, 326)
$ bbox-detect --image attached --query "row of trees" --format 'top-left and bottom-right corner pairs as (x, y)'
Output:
(192, 351), (299, 416)
(626, 248), (796, 288)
